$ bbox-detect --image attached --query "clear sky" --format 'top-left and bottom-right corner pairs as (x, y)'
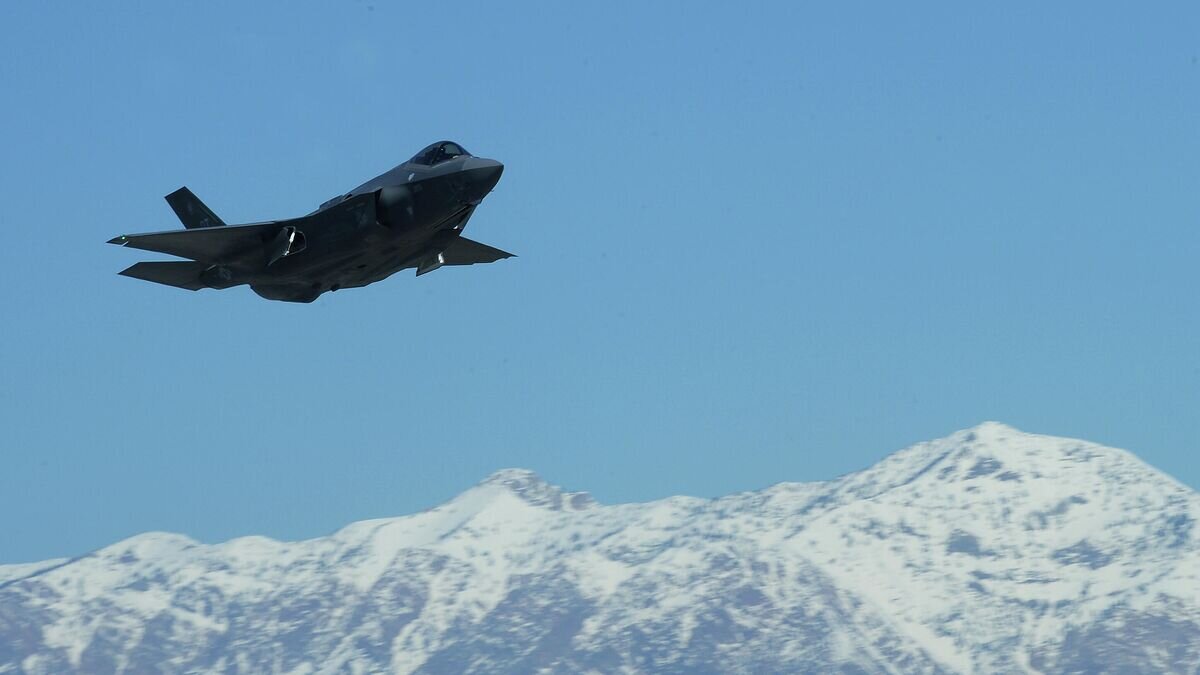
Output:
(1, 2), (1197, 564)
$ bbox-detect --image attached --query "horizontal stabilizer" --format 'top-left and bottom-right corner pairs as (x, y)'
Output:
(118, 261), (209, 291)
(165, 187), (226, 229)
(440, 236), (515, 266)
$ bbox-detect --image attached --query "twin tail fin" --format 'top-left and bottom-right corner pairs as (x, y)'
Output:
(164, 187), (226, 229)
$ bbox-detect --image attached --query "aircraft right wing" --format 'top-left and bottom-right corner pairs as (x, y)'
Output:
(441, 236), (515, 266)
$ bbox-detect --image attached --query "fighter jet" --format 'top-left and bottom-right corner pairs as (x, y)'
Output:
(108, 141), (509, 303)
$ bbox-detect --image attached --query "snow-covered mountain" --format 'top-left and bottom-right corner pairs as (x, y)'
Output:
(2, 423), (1198, 674)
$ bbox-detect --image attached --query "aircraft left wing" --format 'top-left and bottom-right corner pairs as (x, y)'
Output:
(108, 221), (283, 264)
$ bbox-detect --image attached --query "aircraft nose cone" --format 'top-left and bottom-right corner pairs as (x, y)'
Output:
(463, 157), (504, 200)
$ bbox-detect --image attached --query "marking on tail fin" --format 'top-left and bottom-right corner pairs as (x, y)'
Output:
(165, 187), (227, 229)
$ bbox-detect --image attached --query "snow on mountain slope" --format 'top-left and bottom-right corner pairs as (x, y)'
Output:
(0, 560), (67, 587)
(1, 423), (1197, 674)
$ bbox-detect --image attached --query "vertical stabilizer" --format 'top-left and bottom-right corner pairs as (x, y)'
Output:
(164, 187), (227, 229)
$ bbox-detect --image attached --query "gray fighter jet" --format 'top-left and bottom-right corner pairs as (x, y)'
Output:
(109, 141), (508, 303)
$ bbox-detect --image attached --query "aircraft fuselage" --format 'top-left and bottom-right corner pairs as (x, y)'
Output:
(109, 141), (507, 303)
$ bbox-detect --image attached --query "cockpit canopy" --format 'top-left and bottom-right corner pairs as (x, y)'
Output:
(409, 141), (471, 166)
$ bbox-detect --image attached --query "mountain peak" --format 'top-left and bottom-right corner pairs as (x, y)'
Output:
(821, 421), (1183, 511)
(964, 420), (1020, 438)
(479, 468), (597, 511)
(481, 467), (544, 486)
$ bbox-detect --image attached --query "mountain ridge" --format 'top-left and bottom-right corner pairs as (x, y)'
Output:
(2, 422), (1197, 674)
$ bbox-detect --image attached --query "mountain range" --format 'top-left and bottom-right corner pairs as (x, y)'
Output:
(2, 422), (1198, 674)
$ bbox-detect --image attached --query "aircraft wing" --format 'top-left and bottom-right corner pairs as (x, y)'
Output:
(109, 193), (377, 264)
(118, 261), (209, 290)
(108, 221), (283, 264)
(441, 236), (514, 266)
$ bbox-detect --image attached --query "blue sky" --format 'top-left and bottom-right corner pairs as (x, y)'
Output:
(1, 2), (1197, 563)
